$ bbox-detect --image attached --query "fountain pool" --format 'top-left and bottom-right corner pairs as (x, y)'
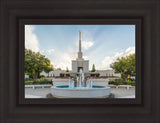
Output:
(51, 85), (110, 98)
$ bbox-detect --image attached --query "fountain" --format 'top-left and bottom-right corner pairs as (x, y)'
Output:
(51, 69), (111, 98)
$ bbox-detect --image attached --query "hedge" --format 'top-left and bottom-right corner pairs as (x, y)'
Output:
(25, 79), (52, 85)
(109, 79), (135, 86)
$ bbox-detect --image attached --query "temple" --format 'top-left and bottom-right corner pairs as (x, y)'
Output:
(40, 31), (121, 78)
(72, 31), (89, 73)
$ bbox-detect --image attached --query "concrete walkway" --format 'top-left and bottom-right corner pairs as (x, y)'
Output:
(25, 88), (135, 98)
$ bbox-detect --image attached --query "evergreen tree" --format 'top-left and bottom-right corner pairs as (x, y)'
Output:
(91, 64), (96, 72)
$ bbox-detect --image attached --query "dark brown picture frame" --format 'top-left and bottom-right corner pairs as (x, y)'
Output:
(20, 20), (140, 104)
(0, 0), (160, 122)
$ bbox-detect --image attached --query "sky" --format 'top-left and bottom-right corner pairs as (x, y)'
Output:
(25, 25), (135, 70)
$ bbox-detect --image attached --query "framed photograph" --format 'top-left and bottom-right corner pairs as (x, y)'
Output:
(1, 0), (160, 122)
(24, 24), (136, 99)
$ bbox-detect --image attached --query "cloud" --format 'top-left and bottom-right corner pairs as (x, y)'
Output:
(43, 47), (77, 70)
(76, 40), (94, 50)
(51, 53), (76, 70)
(101, 46), (135, 69)
(76, 41), (94, 50)
(82, 41), (94, 50)
(41, 49), (55, 55)
(83, 55), (89, 60)
(76, 30), (94, 50)
(25, 25), (39, 52)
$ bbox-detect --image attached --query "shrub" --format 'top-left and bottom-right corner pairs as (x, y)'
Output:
(115, 79), (121, 83)
(66, 74), (70, 77)
(90, 74), (95, 76)
(96, 73), (100, 77)
(25, 78), (34, 81)
(31, 79), (52, 85)
(39, 75), (45, 78)
(60, 74), (64, 77)
(114, 81), (119, 86)
(25, 81), (34, 85)
(108, 78), (136, 86)
(119, 81), (128, 85)
(108, 80), (114, 85)
(130, 82), (136, 86)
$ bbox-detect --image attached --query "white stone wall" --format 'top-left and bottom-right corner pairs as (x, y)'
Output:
(52, 70), (65, 76)
(96, 70), (121, 77)
(52, 78), (69, 86)
(113, 73), (121, 77)
(40, 71), (48, 77)
(90, 78), (109, 86)
(40, 70), (66, 77)
(52, 78), (109, 87)
(40, 69), (121, 78)
(72, 60), (78, 72)
(72, 60), (89, 73)
(53, 82), (69, 86)
(52, 78), (70, 82)
(83, 60), (89, 72)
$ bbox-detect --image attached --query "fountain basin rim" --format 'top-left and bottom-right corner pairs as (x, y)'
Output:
(51, 85), (111, 98)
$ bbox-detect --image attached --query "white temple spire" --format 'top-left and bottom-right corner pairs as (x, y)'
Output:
(77, 31), (83, 60)
(72, 31), (89, 73)
(79, 31), (81, 52)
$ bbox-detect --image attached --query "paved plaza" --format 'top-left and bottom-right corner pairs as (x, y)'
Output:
(25, 87), (135, 98)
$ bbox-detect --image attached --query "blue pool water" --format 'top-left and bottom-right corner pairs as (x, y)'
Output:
(56, 85), (105, 88)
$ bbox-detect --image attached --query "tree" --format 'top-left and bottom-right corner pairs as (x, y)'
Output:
(44, 65), (54, 77)
(110, 53), (135, 80)
(56, 68), (62, 70)
(25, 48), (54, 79)
(66, 67), (69, 72)
(91, 64), (96, 72)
